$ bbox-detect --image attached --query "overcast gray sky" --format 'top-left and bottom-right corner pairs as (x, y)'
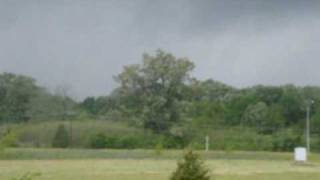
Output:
(1, 0), (320, 99)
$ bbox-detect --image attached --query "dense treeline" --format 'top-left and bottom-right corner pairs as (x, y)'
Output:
(1, 50), (320, 151)
(0, 73), (76, 124)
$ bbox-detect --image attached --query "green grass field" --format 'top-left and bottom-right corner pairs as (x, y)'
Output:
(1, 149), (320, 180)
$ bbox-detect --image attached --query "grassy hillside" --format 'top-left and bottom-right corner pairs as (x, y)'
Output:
(1, 120), (143, 148)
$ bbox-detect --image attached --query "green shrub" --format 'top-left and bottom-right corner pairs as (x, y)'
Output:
(0, 132), (18, 147)
(118, 136), (145, 149)
(272, 129), (302, 151)
(52, 124), (69, 148)
(12, 121), (142, 148)
(89, 133), (106, 149)
(105, 136), (117, 148)
(154, 142), (164, 155)
(87, 133), (164, 149)
(170, 151), (211, 180)
(160, 135), (189, 149)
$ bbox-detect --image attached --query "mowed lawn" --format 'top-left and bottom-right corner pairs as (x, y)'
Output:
(1, 149), (320, 180)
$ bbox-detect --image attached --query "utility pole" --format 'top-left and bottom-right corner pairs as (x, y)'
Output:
(306, 100), (314, 153)
(306, 105), (310, 153)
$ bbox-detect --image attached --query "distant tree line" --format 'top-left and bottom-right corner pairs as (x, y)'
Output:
(0, 73), (76, 125)
(80, 50), (320, 134)
(1, 50), (320, 151)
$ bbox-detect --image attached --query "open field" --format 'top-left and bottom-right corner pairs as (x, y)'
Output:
(1, 149), (320, 180)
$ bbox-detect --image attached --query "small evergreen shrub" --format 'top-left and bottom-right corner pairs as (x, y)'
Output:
(52, 124), (69, 148)
(170, 151), (211, 180)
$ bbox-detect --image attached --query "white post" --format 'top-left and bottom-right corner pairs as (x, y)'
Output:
(306, 106), (310, 153)
(205, 135), (209, 152)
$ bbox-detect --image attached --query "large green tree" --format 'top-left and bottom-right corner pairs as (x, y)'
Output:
(115, 50), (195, 133)
(0, 73), (39, 123)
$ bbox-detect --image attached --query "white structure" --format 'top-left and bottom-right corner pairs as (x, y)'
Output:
(205, 135), (209, 152)
(294, 147), (307, 162)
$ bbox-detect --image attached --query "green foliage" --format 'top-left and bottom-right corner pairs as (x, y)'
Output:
(115, 50), (195, 133)
(189, 101), (225, 127)
(154, 142), (164, 155)
(89, 133), (107, 149)
(0, 136), (7, 155)
(170, 151), (211, 180)
(0, 72), (77, 123)
(52, 124), (69, 148)
(28, 91), (76, 121)
(0, 73), (38, 123)
(279, 85), (305, 125)
(272, 129), (302, 151)
(80, 97), (98, 115)
(92, 134), (154, 149)
(86, 129), (192, 150)
(242, 101), (269, 127)
(0, 131), (18, 147)
(223, 90), (258, 125)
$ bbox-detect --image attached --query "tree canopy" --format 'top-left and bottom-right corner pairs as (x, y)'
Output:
(115, 50), (195, 133)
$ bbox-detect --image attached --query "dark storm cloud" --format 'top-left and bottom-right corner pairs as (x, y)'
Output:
(0, 0), (320, 99)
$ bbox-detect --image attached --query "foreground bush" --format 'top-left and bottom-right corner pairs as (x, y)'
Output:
(52, 124), (69, 148)
(170, 151), (211, 180)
